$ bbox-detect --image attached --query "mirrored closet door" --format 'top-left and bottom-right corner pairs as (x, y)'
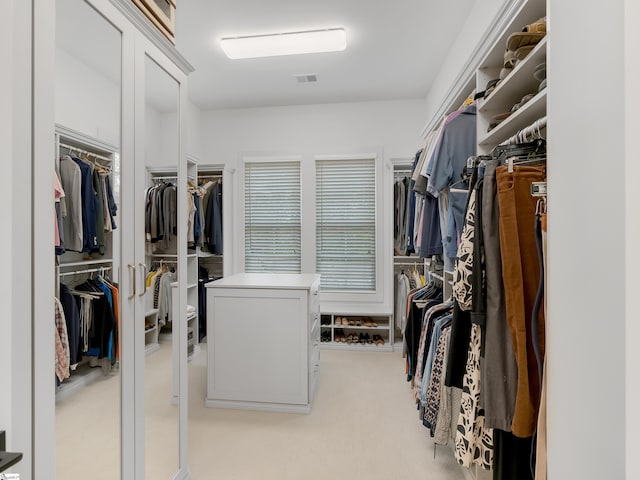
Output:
(54, 1), (123, 479)
(133, 31), (191, 479)
(50, 0), (191, 478)
(139, 54), (181, 479)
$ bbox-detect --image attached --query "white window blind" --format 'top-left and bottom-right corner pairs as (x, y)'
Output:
(244, 161), (301, 273)
(316, 158), (376, 291)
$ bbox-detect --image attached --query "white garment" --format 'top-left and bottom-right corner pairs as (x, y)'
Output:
(395, 272), (409, 331)
(187, 190), (197, 244)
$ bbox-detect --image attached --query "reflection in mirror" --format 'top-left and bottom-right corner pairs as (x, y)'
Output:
(144, 54), (180, 479)
(54, 1), (122, 480)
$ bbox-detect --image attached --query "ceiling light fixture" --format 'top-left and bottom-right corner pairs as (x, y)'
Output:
(220, 28), (347, 60)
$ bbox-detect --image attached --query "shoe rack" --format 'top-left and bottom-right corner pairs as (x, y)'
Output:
(320, 314), (393, 352)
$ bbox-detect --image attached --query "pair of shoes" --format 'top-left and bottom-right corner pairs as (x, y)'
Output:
(361, 317), (378, 328)
(346, 333), (359, 343)
(358, 333), (373, 344)
(510, 92), (536, 113)
(372, 335), (385, 346)
(502, 17), (546, 72)
(335, 328), (345, 342)
(321, 331), (331, 342)
(346, 317), (361, 326)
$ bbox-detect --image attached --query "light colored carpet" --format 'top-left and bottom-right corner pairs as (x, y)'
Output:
(56, 342), (467, 480)
(187, 345), (466, 480)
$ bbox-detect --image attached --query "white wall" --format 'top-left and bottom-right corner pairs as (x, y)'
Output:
(145, 103), (162, 166)
(199, 99), (424, 312)
(625, 3), (640, 478)
(547, 1), (626, 478)
(1, 0), (15, 455)
(55, 47), (120, 146)
(201, 99), (424, 163)
(186, 100), (202, 159)
(4, 1), (37, 477)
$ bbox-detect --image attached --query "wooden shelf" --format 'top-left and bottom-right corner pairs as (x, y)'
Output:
(187, 344), (201, 362)
(320, 342), (393, 352)
(479, 37), (547, 115)
(479, 88), (547, 149)
(322, 324), (388, 330)
(198, 251), (223, 258)
(58, 258), (113, 268)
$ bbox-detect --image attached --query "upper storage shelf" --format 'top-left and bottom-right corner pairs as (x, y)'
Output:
(478, 37), (546, 116)
(475, 1), (547, 154)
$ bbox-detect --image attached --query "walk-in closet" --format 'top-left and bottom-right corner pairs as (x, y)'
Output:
(4, 0), (640, 479)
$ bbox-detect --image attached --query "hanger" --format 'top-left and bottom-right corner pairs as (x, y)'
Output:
(504, 154), (547, 173)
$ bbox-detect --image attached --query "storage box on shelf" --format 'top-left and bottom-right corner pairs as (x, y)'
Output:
(320, 314), (393, 351)
(131, 0), (176, 43)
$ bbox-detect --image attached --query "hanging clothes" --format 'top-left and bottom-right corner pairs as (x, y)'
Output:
(54, 297), (71, 382)
(57, 155), (116, 254)
(54, 172), (66, 252)
(145, 181), (178, 250)
(59, 156), (83, 252)
(59, 282), (81, 368)
(424, 104), (477, 269)
(204, 181), (223, 254)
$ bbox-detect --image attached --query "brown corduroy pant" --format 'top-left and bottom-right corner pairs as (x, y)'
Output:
(496, 165), (546, 438)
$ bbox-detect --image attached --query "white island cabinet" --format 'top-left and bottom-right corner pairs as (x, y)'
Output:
(205, 273), (321, 413)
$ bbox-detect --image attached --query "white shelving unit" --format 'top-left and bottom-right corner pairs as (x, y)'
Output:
(145, 164), (202, 360)
(475, 1), (547, 155)
(144, 308), (160, 355)
(320, 313), (393, 352)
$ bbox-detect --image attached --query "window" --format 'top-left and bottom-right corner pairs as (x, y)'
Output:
(244, 160), (301, 273)
(316, 158), (376, 291)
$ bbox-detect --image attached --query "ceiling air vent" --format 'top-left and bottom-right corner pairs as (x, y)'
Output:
(294, 74), (318, 83)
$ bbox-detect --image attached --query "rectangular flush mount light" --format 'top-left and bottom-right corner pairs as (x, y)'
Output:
(221, 28), (347, 59)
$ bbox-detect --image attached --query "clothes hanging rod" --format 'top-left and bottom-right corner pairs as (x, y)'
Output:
(151, 175), (197, 182)
(503, 116), (547, 145)
(59, 142), (112, 163)
(58, 266), (112, 277)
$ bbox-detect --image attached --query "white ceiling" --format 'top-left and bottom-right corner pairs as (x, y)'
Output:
(176, 0), (476, 110)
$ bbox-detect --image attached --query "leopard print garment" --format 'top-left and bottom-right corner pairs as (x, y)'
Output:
(454, 324), (493, 470)
(424, 325), (450, 429)
(453, 188), (476, 311)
